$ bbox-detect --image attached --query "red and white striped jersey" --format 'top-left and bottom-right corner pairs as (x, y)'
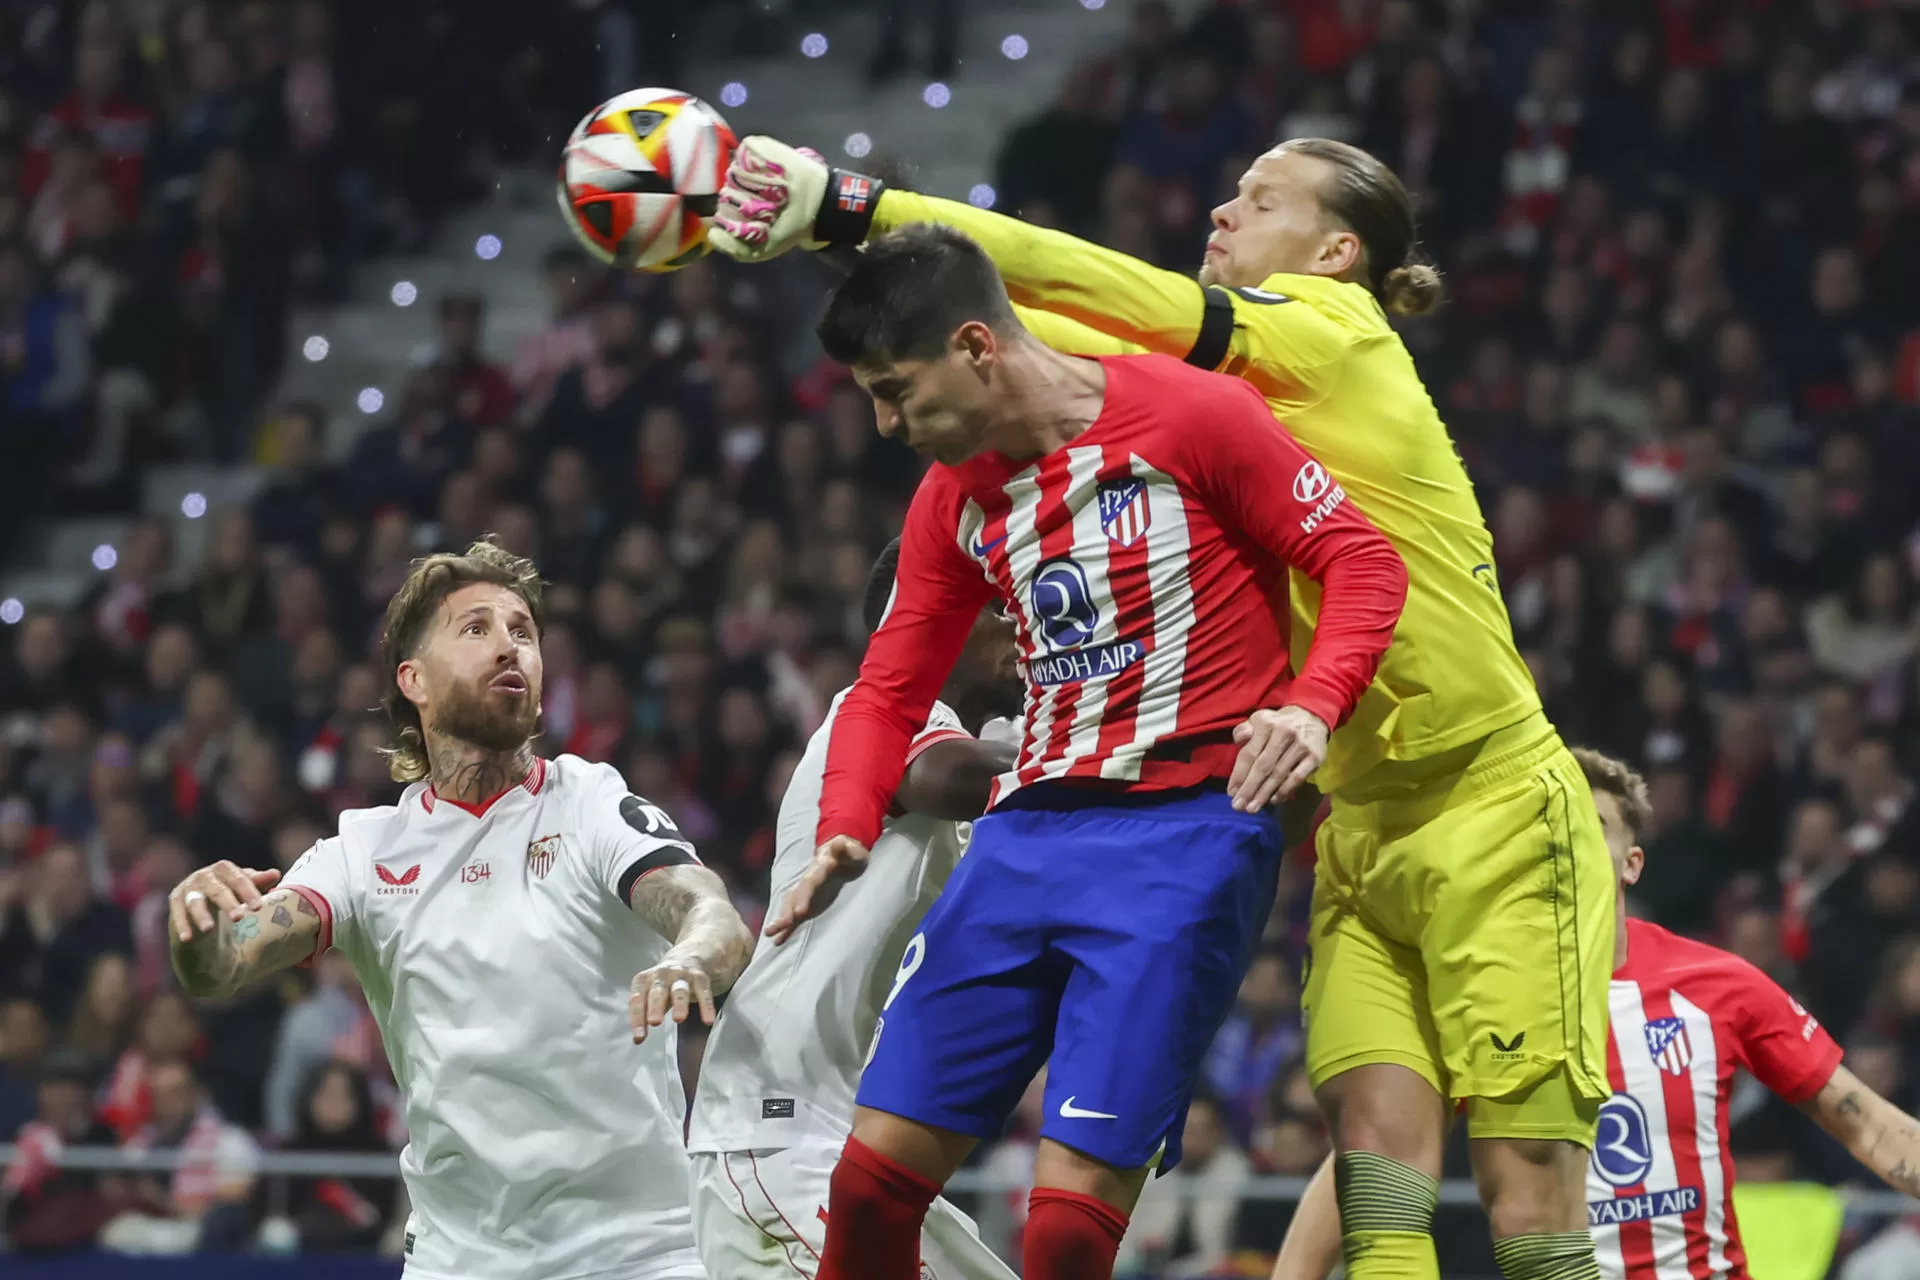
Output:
(817, 353), (1407, 848)
(1589, 918), (1843, 1280)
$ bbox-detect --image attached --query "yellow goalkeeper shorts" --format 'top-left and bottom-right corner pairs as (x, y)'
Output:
(1300, 712), (1612, 1145)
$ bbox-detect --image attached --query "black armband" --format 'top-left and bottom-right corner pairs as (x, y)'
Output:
(617, 844), (700, 905)
(1185, 285), (1236, 371)
(814, 168), (887, 246)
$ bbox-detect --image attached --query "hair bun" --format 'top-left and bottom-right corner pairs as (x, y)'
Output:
(1381, 262), (1443, 317)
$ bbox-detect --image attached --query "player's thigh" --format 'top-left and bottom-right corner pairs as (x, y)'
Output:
(1043, 793), (1282, 1172)
(1301, 815), (1445, 1095)
(855, 815), (1063, 1140)
(689, 1148), (831, 1280)
(1421, 752), (1613, 1137)
(921, 1195), (1020, 1280)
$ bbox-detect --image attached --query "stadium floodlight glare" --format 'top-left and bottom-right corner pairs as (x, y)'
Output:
(923, 83), (951, 108)
(968, 184), (997, 208)
(0, 599), (21, 626)
(720, 82), (748, 108)
(474, 235), (502, 260)
(1081, 0), (1106, 10)
(391, 281), (418, 306)
(1001, 35), (1029, 59)
(844, 132), (873, 159)
(92, 545), (117, 571)
(302, 336), (329, 362)
(181, 493), (208, 519)
(800, 33), (828, 57)
(358, 388), (385, 414)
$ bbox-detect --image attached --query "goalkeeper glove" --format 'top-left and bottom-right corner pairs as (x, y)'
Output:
(709, 136), (887, 263)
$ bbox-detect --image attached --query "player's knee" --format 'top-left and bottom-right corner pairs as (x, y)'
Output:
(1317, 1065), (1447, 1174)
(1471, 1136), (1589, 1239)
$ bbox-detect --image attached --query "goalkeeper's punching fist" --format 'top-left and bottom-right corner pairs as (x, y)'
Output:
(710, 137), (884, 262)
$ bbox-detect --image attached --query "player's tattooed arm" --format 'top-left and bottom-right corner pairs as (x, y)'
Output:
(626, 864), (754, 1043)
(894, 739), (1017, 821)
(1802, 1064), (1920, 1199)
(169, 862), (321, 1000)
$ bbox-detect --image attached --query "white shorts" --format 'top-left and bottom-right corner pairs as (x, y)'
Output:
(401, 1244), (705, 1280)
(690, 1146), (1016, 1280)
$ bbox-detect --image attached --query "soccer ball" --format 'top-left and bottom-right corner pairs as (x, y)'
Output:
(557, 88), (738, 273)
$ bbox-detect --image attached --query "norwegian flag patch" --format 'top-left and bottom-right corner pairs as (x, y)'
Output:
(1098, 479), (1152, 549)
(837, 174), (873, 213)
(1645, 1016), (1693, 1077)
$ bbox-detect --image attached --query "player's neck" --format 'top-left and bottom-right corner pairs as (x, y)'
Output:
(425, 732), (535, 806)
(987, 339), (1108, 460)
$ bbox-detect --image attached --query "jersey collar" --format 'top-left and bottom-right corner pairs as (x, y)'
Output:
(422, 757), (548, 817)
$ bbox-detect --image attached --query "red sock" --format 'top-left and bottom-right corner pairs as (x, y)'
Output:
(817, 1136), (940, 1280)
(1023, 1188), (1131, 1280)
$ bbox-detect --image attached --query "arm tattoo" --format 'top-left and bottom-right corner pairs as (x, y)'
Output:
(628, 864), (754, 996)
(1835, 1091), (1864, 1120)
(171, 888), (321, 1000)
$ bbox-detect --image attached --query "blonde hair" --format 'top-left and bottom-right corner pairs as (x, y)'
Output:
(1570, 746), (1652, 839)
(378, 538), (545, 782)
(1278, 137), (1444, 317)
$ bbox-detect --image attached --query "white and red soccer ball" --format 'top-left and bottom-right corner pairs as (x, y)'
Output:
(557, 88), (738, 273)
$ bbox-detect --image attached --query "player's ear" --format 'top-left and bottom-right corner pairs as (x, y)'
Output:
(395, 657), (430, 710)
(953, 320), (996, 369)
(1623, 844), (1646, 888)
(1319, 227), (1363, 278)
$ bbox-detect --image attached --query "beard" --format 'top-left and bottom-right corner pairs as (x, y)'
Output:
(431, 676), (539, 752)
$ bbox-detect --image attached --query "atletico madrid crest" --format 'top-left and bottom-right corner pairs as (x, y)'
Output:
(527, 834), (562, 881)
(1645, 1016), (1693, 1077)
(1098, 478), (1152, 549)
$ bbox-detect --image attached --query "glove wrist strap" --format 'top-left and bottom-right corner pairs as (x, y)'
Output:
(813, 169), (886, 245)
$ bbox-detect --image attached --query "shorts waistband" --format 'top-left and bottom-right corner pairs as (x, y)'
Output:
(1331, 711), (1562, 812)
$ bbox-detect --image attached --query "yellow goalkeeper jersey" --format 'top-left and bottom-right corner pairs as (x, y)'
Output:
(876, 191), (1539, 793)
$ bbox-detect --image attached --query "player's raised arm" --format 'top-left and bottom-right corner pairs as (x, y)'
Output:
(626, 863), (754, 1043)
(169, 862), (321, 999)
(710, 137), (1205, 359)
(1189, 377), (1409, 809)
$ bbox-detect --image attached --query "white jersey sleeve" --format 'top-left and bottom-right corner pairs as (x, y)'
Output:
(576, 762), (704, 907)
(280, 835), (358, 954)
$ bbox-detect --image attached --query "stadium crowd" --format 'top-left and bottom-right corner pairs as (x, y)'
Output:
(4, 0), (1920, 1273)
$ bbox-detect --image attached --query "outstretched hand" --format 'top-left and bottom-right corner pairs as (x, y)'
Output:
(709, 136), (830, 263)
(763, 835), (870, 944)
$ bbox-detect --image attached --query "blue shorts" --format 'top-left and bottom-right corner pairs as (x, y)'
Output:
(855, 784), (1282, 1172)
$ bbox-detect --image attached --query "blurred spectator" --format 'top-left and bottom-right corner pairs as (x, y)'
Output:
(251, 403), (341, 560)
(275, 1062), (392, 1251)
(0, 841), (132, 1027)
(264, 951), (365, 1142)
(0, 996), (48, 1139)
(64, 951), (135, 1076)
(104, 1058), (259, 1253)
(1202, 948), (1302, 1146)
(3, 1050), (125, 1254)
(435, 294), (514, 428)
(1118, 1093), (1250, 1276)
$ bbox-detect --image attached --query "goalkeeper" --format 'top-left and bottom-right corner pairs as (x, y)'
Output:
(711, 139), (1613, 1280)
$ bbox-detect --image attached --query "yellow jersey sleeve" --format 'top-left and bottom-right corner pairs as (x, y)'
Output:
(873, 191), (1205, 358)
(1013, 305), (1148, 356)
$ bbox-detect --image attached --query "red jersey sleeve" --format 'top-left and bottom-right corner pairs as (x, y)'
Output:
(1728, 962), (1844, 1105)
(816, 476), (995, 848)
(1180, 375), (1409, 730)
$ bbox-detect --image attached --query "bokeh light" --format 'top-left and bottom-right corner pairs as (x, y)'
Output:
(474, 235), (502, 260)
(844, 132), (873, 159)
(800, 33), (828, 57)
(1001, 35), (1029, 59)
(92, 545), (117, 571)
(968, 184), (997, 208)
(181, 493), (208, 518)
(0, 599), (22, 626)
(358, 388), (385, 414)
(720, 81), (748, 108)
(302, 336), (329, 362)
(923, 83), (951, 108)
(391, 281), (418, 306)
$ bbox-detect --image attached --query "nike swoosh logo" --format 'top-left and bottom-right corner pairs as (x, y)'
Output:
(970, 533), (1009, 558)
(1058, 1096), (1118, 1120)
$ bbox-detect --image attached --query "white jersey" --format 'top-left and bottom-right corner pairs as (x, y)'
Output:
(687, 694), (974, 1154)
(282, 754), (702, 1280)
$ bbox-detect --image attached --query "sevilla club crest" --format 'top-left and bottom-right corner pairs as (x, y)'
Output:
(527, 834), (562, 881)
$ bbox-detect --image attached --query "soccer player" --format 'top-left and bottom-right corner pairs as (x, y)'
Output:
(165, 540), (755, 1280)
(711, 137), (1616, 1279)
(687, 538), (1024, 1280)
(770, 225), (1408, 1280)
(1273, 747), (1920, 1280)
